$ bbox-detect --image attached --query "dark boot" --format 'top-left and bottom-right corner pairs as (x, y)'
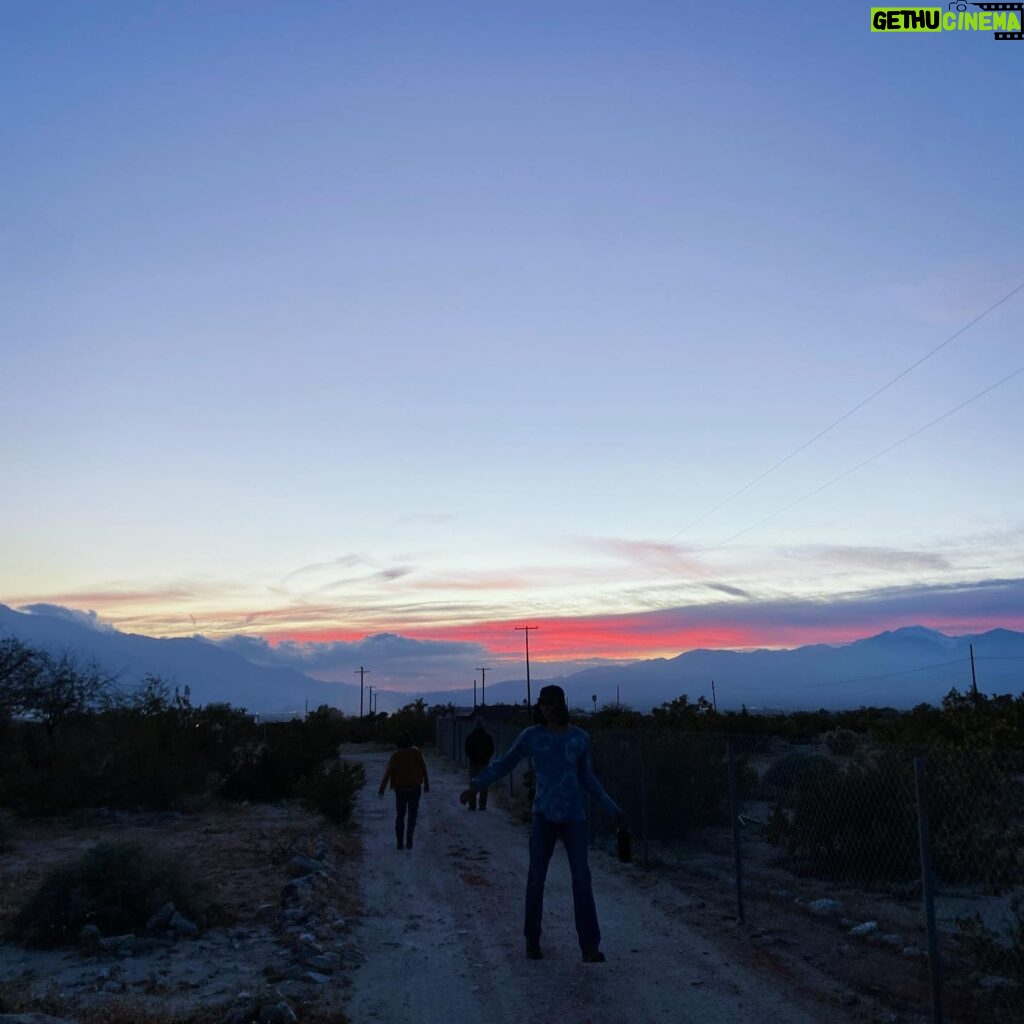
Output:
(396, 827), (404, 850)
(406, 830), (414, 850)
(581, 949), (606, 963)
(526, 939), (543, 959)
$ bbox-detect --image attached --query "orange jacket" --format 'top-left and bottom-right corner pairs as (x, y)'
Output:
(379, 747), (430, 793)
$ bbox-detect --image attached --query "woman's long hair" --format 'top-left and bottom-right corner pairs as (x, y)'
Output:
(532, 688), (570, 726)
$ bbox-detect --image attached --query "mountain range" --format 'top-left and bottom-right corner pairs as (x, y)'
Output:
(0, 604), (357, 715)
(1, 603), (1021, 714)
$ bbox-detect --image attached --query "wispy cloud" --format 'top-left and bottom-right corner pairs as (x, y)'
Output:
(780, 544), (952, 573)
(281, 556), (362, 585)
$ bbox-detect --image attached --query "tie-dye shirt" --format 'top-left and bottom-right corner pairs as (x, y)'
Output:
(470, 725), (621, 823)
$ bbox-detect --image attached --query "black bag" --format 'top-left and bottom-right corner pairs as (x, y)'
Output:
(616, 823), (632, 864)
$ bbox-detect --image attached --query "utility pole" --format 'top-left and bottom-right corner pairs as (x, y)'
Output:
(476, 667), (490, 707)
(969, 643), (978, 701)
(591, 693), (597, 715)
(473, 678), (477, 708)
(711, 680), (718, 713)
(354, 666), (370, 719)
(616, 684), (620, 710)
(515, 626), (538, 717)
(367, 685), (373, 718)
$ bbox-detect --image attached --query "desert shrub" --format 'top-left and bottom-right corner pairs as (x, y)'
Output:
(218, 744), (296, 802)
(12, 839), (209, 948)
(953, 896), (1024, 1022)
(925, 748), (1024, 887)
(0, 689), (257, 815)
(825, 728), (859, 756)
(765, 750), (919, 882)
(220, 713), (355, 805)
(764, 747), (1022, 885)
(296, 759), (366, 823)
(592, 731), (755, 840)
(759, 752), (838, 801)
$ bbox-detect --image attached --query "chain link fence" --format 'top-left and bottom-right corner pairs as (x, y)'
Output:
(435, 714), (1024, 1023)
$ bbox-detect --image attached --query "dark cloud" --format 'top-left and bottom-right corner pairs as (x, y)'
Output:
(652, 577), (1024, 631)
(704, 582), (752, 599)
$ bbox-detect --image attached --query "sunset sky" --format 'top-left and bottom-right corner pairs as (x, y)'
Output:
(2, 3), (1021, 691)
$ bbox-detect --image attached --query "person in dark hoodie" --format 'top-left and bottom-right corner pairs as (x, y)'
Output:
(378, 732), (430, 850)
(460, 684), (625, 963)
(463, 717), (495, 810)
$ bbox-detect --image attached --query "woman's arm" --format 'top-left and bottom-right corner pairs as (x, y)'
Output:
(467, 728), (532, 790)
(578, 739), (623, 818)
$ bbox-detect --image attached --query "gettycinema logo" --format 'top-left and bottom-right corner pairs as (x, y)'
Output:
(871, 2), (1024, 38)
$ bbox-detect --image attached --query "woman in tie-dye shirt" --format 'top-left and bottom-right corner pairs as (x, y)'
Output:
(461, 684), (625, 962)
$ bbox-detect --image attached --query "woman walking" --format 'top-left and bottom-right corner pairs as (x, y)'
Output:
(378, 731), (430, 850)
(460, 684), (625, 962)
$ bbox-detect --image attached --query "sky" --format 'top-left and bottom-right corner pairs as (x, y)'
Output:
(1, 2), (1022, 693)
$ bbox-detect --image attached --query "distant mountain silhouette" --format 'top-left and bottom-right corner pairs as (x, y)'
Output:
(405, 625), (1024, 712)
(0, 604), (359, 714)
(2, 604), (1021, 713)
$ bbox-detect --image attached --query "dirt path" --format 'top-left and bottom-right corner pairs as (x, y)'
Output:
(343, 748), (829, 1024)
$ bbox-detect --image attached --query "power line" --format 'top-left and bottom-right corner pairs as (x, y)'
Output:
(700, 366), (1023, 556)
(584, 277), (1024, 592)
(631, 364), (1024, 593)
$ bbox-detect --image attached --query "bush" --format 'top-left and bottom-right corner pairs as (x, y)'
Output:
(592, 731), (755, 840)
(296, 759), (366, 824)
(825, 728), (859, 756)
(220, 718), (346, 804)
(954, 896), (1024, 1022)
(760, 752), (838, 801)
(765, 751), (919, 882)
(13, 840), (210, 948)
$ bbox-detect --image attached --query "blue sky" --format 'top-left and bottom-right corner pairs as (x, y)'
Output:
(1, 2), (1021, 689)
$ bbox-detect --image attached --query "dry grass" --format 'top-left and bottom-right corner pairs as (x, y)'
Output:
(0, 800), (359, 936)
(0, 799), (361, 1023)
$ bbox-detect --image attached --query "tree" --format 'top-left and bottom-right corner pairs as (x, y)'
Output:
(650, 693), (715, 729)
(0, 637), (44, 717)
(19, 650), (116, 738)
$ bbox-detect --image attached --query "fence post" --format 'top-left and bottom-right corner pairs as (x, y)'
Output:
(726, 738), (745, 925)
(639, 731), (649, 871)
(914, 756), (944, 1024)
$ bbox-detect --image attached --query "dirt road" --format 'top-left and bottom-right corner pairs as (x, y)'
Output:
(343, 747), (828, 1024)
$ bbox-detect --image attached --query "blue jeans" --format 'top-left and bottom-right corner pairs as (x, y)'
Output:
(394, 785), (421, 846)
(524, 813), (600, 952)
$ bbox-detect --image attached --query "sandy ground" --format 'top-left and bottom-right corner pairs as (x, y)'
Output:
(343, 747), (831, 1024)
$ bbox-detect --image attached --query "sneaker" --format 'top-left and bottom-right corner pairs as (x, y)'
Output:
(525, 940), (543, 960)
(396, 841), (404, 850)
(406, 838), (413, 850)
(581, 950), (606, 963)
